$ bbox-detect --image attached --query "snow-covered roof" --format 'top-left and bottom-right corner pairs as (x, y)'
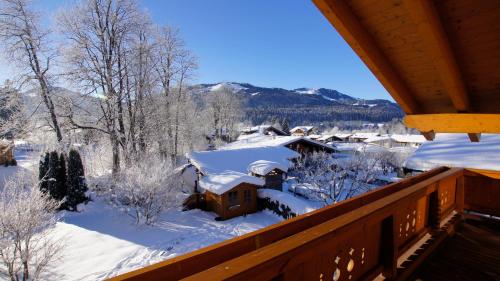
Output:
(334, 142), (364, 151)
(335, 142), (388, 153)
(390, 134), (427, 144)
(363, 135), (391, 143)
(317, 134), (336, 141)
(248, 160), (288, 176)
(307, 134), (322, 140)
(187, 145), (299, 175)
(350, 132), (380, 139)
(404, 134), (500, 171)
(174, 164), (198, 188)
(222, 134), (335, 152)
(334, 133), (353, 139)
(290, 126), (315, 133)
(199, 171), (264, 195)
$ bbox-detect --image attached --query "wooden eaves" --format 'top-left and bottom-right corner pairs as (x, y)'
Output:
(312, 0), (500, 141)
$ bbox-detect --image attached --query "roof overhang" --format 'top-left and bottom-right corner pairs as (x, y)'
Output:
(312, 0), (500, 141)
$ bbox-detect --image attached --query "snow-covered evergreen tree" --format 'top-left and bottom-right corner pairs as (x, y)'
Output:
(38, 152), (50, 193)
(66, 149), (88, 211)
(56, 152), (68, 209)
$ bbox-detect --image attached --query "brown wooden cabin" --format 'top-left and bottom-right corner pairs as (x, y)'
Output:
(317, 134), (344, 143)
(109, 0), (500, 280)
(205, 182), (260, 220)
(251, 168), (286, 191)
(285, 138), (336, 156)
(241, 125), (290, 136)
(0, 142), (14, 165)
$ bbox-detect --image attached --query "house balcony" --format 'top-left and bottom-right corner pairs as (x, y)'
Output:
(109, 167), (500, 281)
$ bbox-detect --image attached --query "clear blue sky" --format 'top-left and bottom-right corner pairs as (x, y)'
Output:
(0, 0), (391, 100)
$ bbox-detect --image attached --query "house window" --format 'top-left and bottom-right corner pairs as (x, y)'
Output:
(228, 191), (238, 206)
(244, 190), (252, 203)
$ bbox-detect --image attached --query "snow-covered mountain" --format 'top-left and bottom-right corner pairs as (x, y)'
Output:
(194, 82), (397, 108)
(192, 82), (403, 126)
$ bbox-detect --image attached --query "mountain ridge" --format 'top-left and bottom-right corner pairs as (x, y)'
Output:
(193, 82), (404, 127)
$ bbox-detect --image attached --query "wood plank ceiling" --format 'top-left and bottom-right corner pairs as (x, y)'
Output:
(312, 0), (500, 141)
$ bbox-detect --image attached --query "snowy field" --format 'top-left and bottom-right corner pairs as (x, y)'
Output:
(51, 200), (281, 280)
(0, 149), (282, 280)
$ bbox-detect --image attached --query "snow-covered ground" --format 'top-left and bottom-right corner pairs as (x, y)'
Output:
(0, 148), (283, 280)
(51, 199), (281, 280)
(0, 148), (38, 189)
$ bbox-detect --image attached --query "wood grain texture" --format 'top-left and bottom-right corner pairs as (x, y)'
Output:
(404, 114), (500, 133)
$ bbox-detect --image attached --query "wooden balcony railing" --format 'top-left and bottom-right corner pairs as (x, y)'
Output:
(109, 167), (500, 281)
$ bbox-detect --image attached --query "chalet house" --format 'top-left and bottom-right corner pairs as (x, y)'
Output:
(200, 171), (264, 220)
(332, 133), (352, 142)
(390, 134), (427, 147)
(347, 132), (380, 143)
(317, 134), (344, 143)
(363, 135), (393, 148)
(248, 160), (288, 191)
(289, 126), (317, 136)
(0, 141), (14, 165)
(228, 134), (337, 157)
(185, 134), (336, 218)
(283, 137), (336, 155)
(240, 125), (289, 136)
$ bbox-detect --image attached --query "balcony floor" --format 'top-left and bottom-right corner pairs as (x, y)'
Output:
(410, 217), (500, 281)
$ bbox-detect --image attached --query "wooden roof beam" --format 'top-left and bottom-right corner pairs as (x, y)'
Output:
(404, 0), (471, 113)
(312, 0), (421, 114)
(404, 114), (500, 135)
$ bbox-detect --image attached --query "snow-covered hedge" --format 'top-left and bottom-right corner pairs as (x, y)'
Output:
(257, 189), (317, 219)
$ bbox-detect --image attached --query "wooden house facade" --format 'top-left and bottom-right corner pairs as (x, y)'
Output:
(205, 182), (259, 220)
(248, 160), (288, 191)
(241, 125), (289, 137)
(285, 138), (336, 155)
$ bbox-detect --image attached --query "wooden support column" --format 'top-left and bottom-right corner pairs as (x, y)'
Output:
(428, 189), (441, 232)
(381, 215), (397, 279)
(421, 131), (435, 141)
(455, 176), (465, 214)
(467, 133), (481, 143)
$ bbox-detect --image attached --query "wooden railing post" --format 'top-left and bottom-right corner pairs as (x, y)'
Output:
(381, 215), (397, 279)
(428, 188), (441, 232)
(456, 175), (465, 214)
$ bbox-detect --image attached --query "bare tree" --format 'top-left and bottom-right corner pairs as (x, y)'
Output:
(205, 85), (243, 143)
(58, 0), (143, 176)
(172, 52), (197, 160)
(152, 27), (185, 159)
(291, 151), (381, 205)
(0, 0), (63, 142)
(0, 172), (62, 281)
(111, 156), (183, 225)
(0, 81), (29, 138)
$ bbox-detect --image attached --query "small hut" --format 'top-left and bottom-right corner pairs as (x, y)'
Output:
(290, 126), (317, 136)
(200, 171), (264, 220)
(0, 141), (14, 166)
(248, 160), (288, 191)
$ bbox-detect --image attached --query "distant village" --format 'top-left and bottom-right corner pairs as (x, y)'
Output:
(176, 123), (429, 220)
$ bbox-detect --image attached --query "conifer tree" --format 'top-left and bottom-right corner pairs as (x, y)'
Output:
(38, 153), (50, 193)
(47, 151), (59, 199)
(66, 149), (88, 211)
(56, 153), (68, 208)
(281, 118), (290, 134)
